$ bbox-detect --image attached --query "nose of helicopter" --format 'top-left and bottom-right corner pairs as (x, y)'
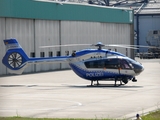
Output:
(133, 63), (144, 75)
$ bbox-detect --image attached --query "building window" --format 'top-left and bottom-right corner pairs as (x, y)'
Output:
(30, 52), (35, 57)
(126, 48), (128, 56)
(153, 30), (158, 34)
(40, 52), (45, 57)
(65, 51), (69, 56)
(73, 50), (76, 53)
(72, 50), (76, 57)
(57, 51), (61, 56)
(49, 51), (53, 57)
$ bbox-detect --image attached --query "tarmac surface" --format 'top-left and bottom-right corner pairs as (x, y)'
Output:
(0, 58), (160, 119)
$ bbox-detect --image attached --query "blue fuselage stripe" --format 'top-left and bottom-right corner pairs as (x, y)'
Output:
(69, 63), (128, 80)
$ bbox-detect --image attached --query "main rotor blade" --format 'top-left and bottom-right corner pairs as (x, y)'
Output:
(105, 44), (139, 49)
(40, 44), (91, 48)
(114, 44), (159, 48)
(40, 42), (159, 49)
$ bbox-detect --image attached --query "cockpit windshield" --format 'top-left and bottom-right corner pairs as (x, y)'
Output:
(125, 57), (138, 64)
(120, 59), (131, 69)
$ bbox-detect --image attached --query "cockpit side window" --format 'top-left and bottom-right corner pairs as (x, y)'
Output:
(104, 59), (119, 69)
(120, 59), (132, 69)
(84, 60), (105, 68)
(84, 58), (119, 69)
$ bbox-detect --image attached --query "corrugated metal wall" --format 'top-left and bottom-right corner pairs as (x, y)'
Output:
(0, 18), (6, 75)
(0, 18), (132, 75)
(61, 21), (131, 68)
(5, 18), (35, 74)
(35, 20), (60, 72)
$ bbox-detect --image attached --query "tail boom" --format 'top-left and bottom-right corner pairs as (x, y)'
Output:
(2, 39), (69, 74)
(27, 56), (68, 64)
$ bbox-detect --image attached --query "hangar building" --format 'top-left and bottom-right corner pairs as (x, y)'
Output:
(68, 0), (160, 52)
(109, 0), (160, 52)
(0, 0), (134, 76)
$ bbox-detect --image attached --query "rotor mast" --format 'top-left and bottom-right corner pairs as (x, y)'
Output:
(94, 42), (105, 50)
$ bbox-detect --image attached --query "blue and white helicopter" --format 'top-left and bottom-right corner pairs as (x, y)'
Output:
(2, 38), (145, 86)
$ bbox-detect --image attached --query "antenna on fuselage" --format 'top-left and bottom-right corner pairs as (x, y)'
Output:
(92, 42), (105, 50)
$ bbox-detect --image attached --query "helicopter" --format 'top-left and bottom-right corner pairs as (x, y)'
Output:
(2, 38), (145, 86)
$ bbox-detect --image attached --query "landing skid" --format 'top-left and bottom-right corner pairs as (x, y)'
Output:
(87, 80), (125, 87)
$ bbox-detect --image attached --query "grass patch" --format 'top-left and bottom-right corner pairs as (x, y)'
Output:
(142, 109), (160, 120)
(0, 117), (119, 120)
(0, 110), (160, 120)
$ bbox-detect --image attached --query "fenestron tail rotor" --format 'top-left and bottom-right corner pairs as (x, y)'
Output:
(8, 52), (22, 68)
(2, 39), (29, 74)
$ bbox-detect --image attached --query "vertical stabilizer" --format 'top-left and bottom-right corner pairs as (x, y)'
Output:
(2, 39), (29, 74)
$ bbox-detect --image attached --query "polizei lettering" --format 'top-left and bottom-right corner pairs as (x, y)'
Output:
(86, 72), (104, 77)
